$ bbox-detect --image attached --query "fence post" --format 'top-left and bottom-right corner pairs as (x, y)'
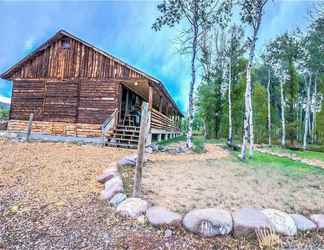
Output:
(26, 113), (33, 142)
(132, 102), (149, 197)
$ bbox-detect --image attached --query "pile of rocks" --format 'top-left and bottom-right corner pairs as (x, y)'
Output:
(145, 143), (188, 155)
(97, 154), (324, 239)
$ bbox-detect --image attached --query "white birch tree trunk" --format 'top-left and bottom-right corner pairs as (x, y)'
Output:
(267, 68), (272, 147)
(297, 103), (300, 142)
(280, 75), (286, 147)
(227, 57), (232, 145)
(241, 61), (252, 160)
(303, 74), (312, 150)
(312, 75), (317, 144)
(248, 68), (254, 158)
(186, 2), (198, 149)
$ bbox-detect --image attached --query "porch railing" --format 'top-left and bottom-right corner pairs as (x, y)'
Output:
(151, 108), (179, 132)
(101, 108), (118, 134)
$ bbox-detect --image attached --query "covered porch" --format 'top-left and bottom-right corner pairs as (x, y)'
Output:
(103, 79), (182, 147)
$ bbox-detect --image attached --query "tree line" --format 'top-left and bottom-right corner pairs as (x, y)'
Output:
(152, 0), (323, 159)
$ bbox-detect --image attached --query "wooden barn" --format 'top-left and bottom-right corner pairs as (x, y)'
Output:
(0, 30), (183, 148)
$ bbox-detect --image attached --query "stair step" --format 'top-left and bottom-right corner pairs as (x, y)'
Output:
(113, 133), (139, 139)
(112, 138), (138, 144)
(117, 125), (140, 131)
(108, 137), (138, 143)
(114, 129), (140, 135)
(106, 142), (137, 149)
(104, 123), (140, 149)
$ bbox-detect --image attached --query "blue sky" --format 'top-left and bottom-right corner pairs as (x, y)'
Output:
(0, 0), (315, 112)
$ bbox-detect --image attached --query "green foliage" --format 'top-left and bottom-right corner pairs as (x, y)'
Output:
(192, 136), (205, 153)
(253, 83), (268, 143)
(196, 76), (223, 139)
(0, 109), (9, 120)
(152, 0), (232, 32)
(285, 61), (299, 144)
(157, 135), (186, 146)
(154, 2), (323, 149)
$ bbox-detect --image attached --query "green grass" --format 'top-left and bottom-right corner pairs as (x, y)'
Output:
(156, 135), (206, 153)
(295, 150), (324, 162)
(270, 145), (324, 162)
(234, 151), (324, 177)
(156, 135), (186, 146)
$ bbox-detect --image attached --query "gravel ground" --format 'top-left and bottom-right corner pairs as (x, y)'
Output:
(0, 139), (323, 249)
(143, 144), (324, 214)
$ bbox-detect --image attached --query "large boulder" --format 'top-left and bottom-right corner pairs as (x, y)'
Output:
(310, 214), (324, 230)
(117, 155), (137, 167)
(183, 208), (233, 237)
(110, 193), (127, 207)
(99, 176), (123, 200)
(117, 154), (148, 167)
(96, 164), (119, 184)
(290, 214), (317, 232)
(146, 206), (182, 227)
(262, 209), (297, 236)
(117, 198), (149, 218)
(232, 208), (271, 238)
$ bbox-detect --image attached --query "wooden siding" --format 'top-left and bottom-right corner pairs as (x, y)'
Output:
(11, 79), (119, 124)
(9, 37), (144, 80)
(78, 80), (118, 124)
(151, 108), (180, 132)
(10, 80), (45, 121)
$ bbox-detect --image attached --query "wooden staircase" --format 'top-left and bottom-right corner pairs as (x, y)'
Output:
(105, 124), (140, 149)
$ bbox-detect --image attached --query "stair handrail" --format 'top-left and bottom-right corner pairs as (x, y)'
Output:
(101, 108), (118, 134)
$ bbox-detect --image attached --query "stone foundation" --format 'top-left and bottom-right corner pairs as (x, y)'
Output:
(7, 119), (102, 137)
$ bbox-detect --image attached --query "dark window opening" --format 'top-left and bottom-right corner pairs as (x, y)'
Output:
(61, 39), (71, 49)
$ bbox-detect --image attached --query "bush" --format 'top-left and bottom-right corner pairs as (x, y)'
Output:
(192, 136), (206, 153)
(0, 109), (9, 120)
(157, 135), (186, 146)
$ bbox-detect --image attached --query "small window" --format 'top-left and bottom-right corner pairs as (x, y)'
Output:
(61, 39), (71, 49)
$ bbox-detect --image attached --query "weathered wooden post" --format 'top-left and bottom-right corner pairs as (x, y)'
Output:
(26, 113), (33, 142)
(146, 84), (153, 145)
(132, 102), (149, 197)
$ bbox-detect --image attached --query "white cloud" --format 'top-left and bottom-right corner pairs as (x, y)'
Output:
(0, 95), (11, 104)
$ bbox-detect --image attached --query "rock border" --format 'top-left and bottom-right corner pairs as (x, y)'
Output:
(97, 151), (324, 238)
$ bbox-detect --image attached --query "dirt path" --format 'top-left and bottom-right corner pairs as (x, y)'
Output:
(142, 143), (324, 214)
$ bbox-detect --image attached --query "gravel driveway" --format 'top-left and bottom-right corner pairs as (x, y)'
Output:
(0, 139), (323, 249)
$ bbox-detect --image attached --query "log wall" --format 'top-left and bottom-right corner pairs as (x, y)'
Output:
(11, 79), (119, 124)
(7, 120), (102, 137)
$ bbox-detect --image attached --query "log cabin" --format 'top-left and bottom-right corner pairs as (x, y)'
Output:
(0, 30), (183, 148)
